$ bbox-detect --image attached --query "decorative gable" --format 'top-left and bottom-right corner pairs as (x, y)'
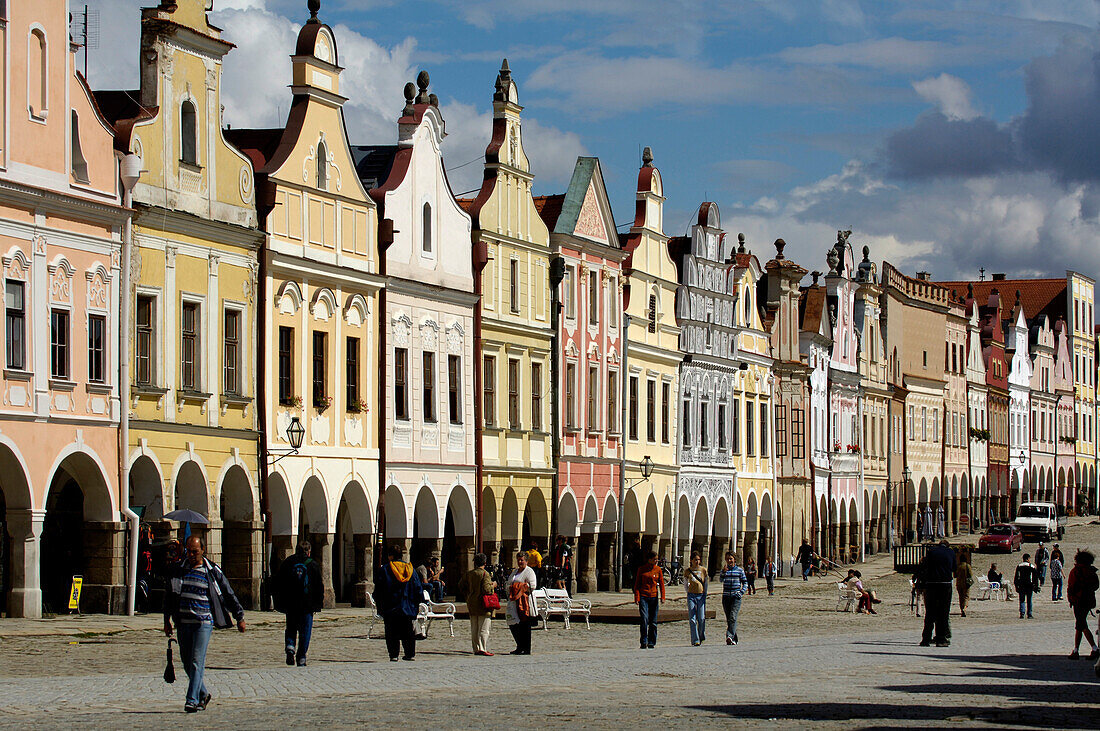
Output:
(575, 184), (609, 244)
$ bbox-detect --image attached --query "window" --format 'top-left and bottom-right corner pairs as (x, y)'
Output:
(394, 347), (409, 420)
(6, 280), (25, 369)
(448, 355), (461, 424)
(700, 400), (710, 448)
(71, 111), (89, 183)
(609, 276), (619, 325)
(629, 376), (639, 440)
(508, 358), (520, 429)
(746, 401), (755, 456)
(223, 309), (240, 395)
(87, 314), (105, 383)
(29, 29), (47, 118)
(50, 309), (69, 379)
(509, 259), (519, 313)
(607, 370), (617, 434)
(587, 365), (598, 429)
(908, 405), (914, 439)
(921, 406), (927, 441)
(483, 356), (495, 426)
(732, 399), (741, 454)
(181, 301), (199, 390)
(422, 202), (432, 254)
(775, 404), (788, 457)
(564, 266), (575, 319)
(646, 379), (656, 443)
(312, 331), (327, 406)
(661, 383), (670, 443)
(922, 350), (927, 368)
(718, 403), (727, 451)
(760, 403), (768, 457)
(531, 362), (542, 431)
(647, 294), (657, 333)
(682, 396), (691, 447)
(346, 337), (360, 410)
(422, 351), (436, 422)
(566, 364), (576, 429)
(316, 139), (328, 189)
(180, 100), (197, 165)
(278, 326), (294, 404)
(791, 407), (805, 459)
(588, 270), (598, 325)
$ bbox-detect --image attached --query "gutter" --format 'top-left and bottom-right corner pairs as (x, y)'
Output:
(119, 153), (141, 617)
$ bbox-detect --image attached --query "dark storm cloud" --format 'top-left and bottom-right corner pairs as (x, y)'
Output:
(884, 113), (1016, 179)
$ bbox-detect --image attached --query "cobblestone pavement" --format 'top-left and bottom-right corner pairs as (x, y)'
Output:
(2, 519), (1098, 728)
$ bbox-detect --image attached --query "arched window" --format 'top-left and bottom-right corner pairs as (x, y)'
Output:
(29, 28), (47, 119)
(71, 111), (89, 183)
(316, 139), (328, 190)
(743, 288), (751, 324)
(421, 202), (432, 254)
(180, 100), (197, 165)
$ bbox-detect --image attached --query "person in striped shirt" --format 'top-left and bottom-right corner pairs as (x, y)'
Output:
(719, 552), (748, 645)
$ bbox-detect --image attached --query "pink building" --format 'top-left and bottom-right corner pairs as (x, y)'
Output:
(536, 158), (625, 592)
(0, 0), (128, 616)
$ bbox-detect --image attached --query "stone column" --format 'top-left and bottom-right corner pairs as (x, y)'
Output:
(429, 538), (443, 563)
(83, 521), (127, 614)
(352, 533), (374, 607)
(596, 533), (616, 592)
(206, 519), (224, 565)
(576, 534), (597, 593)
(658, 537), (671, 564)
(482, 540), (500, 567)
(500, 539), (519, 566)
(742, 531), (757, 565)
(456, 536), (475, 576)
(314, 533), (336, 609)
(868, 518), (879, 554)
(6, 510), (44, 618)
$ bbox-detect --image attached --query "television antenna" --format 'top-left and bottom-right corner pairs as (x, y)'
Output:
(69, 5), (100, 81)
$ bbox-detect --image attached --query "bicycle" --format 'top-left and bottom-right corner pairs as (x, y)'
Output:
(656, 557), (683, 586)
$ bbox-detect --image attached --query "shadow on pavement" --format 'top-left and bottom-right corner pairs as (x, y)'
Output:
(688, 702), (1091, 728)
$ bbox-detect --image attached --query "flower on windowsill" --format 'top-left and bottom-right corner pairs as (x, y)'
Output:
(286, 395), (303, 409)
(348, 399), (370, 414)
(314, 394), (332, 412)
(833, 441), (842, 452)
(846, 444), (860, 453)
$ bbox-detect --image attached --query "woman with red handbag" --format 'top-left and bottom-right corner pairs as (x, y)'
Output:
(459, 553), (498, 656)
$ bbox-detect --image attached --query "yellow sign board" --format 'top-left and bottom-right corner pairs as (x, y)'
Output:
(68, 575), (83, 612)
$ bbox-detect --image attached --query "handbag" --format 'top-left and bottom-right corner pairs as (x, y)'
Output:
(163, 638), (176, 684)
(482, 593), (501, 610)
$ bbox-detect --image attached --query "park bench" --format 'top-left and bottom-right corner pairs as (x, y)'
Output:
(976, 577), (1005, 601)
(364, 593), (380, 638)
(416, 590), (456, 638)
(909, 579), (924, 616)
(541, 588), (591, 629)
(836, 582), (860, 612)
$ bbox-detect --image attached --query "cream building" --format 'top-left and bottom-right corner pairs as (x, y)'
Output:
(228, 6), (381, 607)
(854, 247), (889, 552)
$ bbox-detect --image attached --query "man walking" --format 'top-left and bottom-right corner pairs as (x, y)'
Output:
(1015, 553), (1038, 619)
(917, 539), (956, 647)
(276, 540), (323, 667)
(796, 539), (814, 581)
(163, 535), (246, 713)
(632, 550), (665, 649)
(551, 535), (573, 596)
(375, 545), (425, 662)
(719, 552), (748, 645)
(1051, 551), (1064, 602)
(1035, 542), (1049, 589)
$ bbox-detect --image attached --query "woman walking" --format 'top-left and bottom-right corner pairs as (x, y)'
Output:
(506, 552), (537, 655)
(745, 557), (758, 595)
(633, 551), (666, 649)
(955, 553), (973, 618)
(763, 557), (777, 596)
(684, 551), (709, 646)
(373, 545), (425, 662)
(1067, 550), (1099, 659)
(458, 553), (496, 656)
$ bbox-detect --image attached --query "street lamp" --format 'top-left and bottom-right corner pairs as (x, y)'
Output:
(639, 455), (654, 480)
(268, 416), (305, 465)
(616, 456), (655, 591)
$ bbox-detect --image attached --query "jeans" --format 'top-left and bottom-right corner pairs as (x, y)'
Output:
(428, 580), (445, 602)
(766, 576), (775, 595)
(801, 563), (811, 580)
(284, 612), (314, 660)
(177, 621), (213, 708)
(382, 615), (416, 659)
(722, 594), (742, 643)
(921, 583), (952, 644)
(638, 596), (659, 648)
(1019, 591), (1034, 617)
(1037, 565), (1047, 587)
(687, 593), (706, 644)
(1052, 578), (1063, 601)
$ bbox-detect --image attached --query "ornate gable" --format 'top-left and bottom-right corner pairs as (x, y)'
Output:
(575, 184), (609, 244)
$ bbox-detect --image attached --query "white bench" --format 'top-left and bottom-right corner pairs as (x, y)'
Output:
(364, 593), (380, 638)
(910, 579), (924, 616)
(416, 590), (456, 638)
(540, 588), (591, 629)
(836, 582), (860, 612)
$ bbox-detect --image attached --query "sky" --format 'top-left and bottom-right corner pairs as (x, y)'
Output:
(85, 0), (1100, 282)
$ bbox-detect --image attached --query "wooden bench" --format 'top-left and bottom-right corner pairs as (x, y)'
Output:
(416, 590), (456, 638)
(542, 588), (591, 629)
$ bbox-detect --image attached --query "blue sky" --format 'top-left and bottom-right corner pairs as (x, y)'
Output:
(90, 0), (1100, 281)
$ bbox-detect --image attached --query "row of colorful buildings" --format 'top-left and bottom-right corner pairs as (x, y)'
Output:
(0, 0), (1096, 617)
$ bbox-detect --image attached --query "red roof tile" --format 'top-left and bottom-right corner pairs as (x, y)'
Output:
(935, 277), (1067, 322)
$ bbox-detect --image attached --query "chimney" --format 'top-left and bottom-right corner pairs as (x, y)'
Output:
(916, 271), (931, 281)
(992, 273), (1006, 281)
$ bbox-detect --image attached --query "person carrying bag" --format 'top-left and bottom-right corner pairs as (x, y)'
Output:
(459, 552), (497, 656)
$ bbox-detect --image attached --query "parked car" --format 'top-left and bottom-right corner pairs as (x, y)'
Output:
(978, 523), (1023, 553)
(1013, 501), (1065, 541)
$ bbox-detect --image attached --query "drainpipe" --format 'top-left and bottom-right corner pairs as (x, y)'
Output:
(376, 218), (394, 563)
(254, 177), (276, 607)
(549, 257), (565, 552)
(857, 390), (865, 562)
(119, 153), (142, 616)
(615, 311), (630, 592)
(472, 234), (486, 553)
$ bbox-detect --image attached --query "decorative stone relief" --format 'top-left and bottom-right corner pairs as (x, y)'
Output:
(392, 314), (412, 347)
(239, 165), (253, 204)
(2, 248), (29, 280)
(165, 246), (178, 268)
(422, 425), (439, 448)
(448, 426), (465, 452)
(446, 322), (463, 354)
(34, 236), (46, 256)
(393, 421), (412, 447)
(311, 413), (330, 445)
(574, 184), (608, 244)
(48, 259), (74, 304)
(420, 319), (439, 350)
(344, 415), (363, 447)
(208, 254), (220, 276)
(86, 268), (108, 309)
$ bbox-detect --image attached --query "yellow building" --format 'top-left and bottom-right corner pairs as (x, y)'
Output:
(99, 0), (264, 606)
(619, 148), (681, 569)
(227, 5), (382, 607)
(730, 237), (776, 566)
(464, 61), (554, 564)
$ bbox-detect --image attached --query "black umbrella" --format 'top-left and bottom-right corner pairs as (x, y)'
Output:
(163, 509), (209, 524)
(164, 638), (176, 684)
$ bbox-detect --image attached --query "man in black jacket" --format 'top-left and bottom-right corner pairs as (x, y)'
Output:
(1014, 553), (1038, 619)
(276, 540), (324, 666)
(918, 540), (957, 647)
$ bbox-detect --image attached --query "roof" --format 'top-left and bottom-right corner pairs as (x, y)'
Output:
(799, 285), (827, 334)
(455, 197), (475, 213)
(223, 128), (283, 171)
(350, 145), (399, 191)
(533, 194), (565, 230)
(936, 277), (1067, 323)
(91, 89), (147, 126)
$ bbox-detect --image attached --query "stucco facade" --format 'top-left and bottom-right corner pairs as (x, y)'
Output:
(854, 247), (888, 552)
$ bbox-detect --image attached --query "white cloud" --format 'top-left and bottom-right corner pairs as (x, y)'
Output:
(778, 38), (958, 72)
(912, 73), (979, 121)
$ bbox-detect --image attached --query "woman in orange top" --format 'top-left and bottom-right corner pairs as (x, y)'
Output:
(633, 550), (666, 649)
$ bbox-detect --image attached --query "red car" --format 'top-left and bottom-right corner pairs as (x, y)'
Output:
(978, 524), (1023, 553)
